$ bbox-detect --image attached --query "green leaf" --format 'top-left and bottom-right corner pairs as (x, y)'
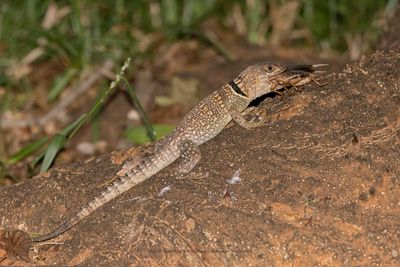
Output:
(40, 134), (67, 172)
(48, 68), (79, 101)
(124, 124), (174, 145)
(7, 137), (48, 164)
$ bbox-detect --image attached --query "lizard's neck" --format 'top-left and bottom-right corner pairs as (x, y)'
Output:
(223, 82), (252, 112)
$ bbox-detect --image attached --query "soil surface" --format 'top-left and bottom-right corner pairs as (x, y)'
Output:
(1, 45), (400, 266)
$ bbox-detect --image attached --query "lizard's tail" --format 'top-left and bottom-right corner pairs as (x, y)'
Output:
(31, 172), (142, 242)
(31, 149), (178, 242)
(31, 217), (80, 242)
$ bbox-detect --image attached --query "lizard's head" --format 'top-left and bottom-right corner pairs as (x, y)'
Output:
(238, 62), (327, 99)
(238, 63), (288, 99)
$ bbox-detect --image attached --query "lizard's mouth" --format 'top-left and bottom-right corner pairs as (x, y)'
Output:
(270, 64), (328, 88)
(285, 64), (327, 76)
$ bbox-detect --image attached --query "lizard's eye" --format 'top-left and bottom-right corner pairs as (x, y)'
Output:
(266, 65), (274, 73)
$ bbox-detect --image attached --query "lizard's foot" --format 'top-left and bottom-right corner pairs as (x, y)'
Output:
(177, 139), (201, 174)
(231, 107), (269, 129)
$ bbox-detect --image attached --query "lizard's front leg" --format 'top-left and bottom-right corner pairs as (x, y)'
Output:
(177, 139), (201, 174)
(230, 107), (266, 129)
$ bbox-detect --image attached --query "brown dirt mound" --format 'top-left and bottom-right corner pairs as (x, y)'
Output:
(1, 45), (400, 266)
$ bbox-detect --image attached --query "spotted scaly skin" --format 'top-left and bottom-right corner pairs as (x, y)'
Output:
(31, 63), (325, 242)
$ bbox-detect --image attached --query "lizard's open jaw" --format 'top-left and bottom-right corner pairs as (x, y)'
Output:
(285, 64), (328, 74)
(270, 64), (328, 89)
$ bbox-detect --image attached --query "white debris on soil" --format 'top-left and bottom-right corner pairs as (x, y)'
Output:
(227, 169), (241, 184)
(126, 196), (147, 203)
(127, 109), (140, 121)
(76, 141), (96, 155)
(157, 185), (171, 197)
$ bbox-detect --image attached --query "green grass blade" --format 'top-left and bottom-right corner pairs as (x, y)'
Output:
(123, 77), (156, 141)
(31, 150), (45, 168)
(61, 114), (87, 136)
(39, 114), (86, 172)
(7, 137), (48, 164)
(246, 0), (262, 44)
(40, 133), (67, 172)
(48, 68), (79, 101)
(68, 58), (131, 140)
(38, 58), (131, 172)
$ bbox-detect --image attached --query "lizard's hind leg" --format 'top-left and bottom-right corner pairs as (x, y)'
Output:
(177, 139), (201, 174)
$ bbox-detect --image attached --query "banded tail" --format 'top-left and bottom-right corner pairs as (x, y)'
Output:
(31, 145), (179, 242)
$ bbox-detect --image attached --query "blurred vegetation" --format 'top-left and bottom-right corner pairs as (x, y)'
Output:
(0, 0), (394, 105)
(0, 0), (396, 179)
(0, 0), (393, 73)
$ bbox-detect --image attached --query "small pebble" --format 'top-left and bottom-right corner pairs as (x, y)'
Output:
(77, 142), (96, 155)
(127, 109), (140, 121)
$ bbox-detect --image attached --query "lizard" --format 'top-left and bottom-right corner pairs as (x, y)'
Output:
(30, 62), (327, 242)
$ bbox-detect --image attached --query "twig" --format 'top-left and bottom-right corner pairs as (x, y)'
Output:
(1, 60), (114, 129)
(0, 255), (7, 264)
